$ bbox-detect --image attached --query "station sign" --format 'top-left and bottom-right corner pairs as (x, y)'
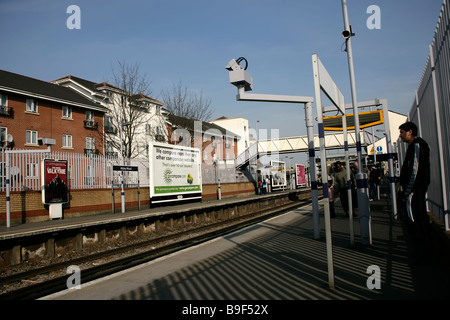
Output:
(323, 110), (383, 131)
(113, 165), (138, 172)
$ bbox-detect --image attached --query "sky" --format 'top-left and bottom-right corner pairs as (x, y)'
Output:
(0, 0), (444, 164)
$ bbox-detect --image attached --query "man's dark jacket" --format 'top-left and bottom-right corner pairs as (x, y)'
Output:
(400, 137), (430, 196)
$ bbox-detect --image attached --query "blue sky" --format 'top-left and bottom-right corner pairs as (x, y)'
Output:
(0, 0), (444, 161)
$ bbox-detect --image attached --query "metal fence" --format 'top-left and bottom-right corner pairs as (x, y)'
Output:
(398, 0), (450, 230)
(0, 148), (149, 192)
(0, 148), (251, 192)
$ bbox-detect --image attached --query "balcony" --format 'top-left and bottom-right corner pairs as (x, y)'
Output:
(84, 120), (98, 130)
(105, 151), (118, 158)
(0, 105), (12, 117)
(104, 125), (117, 135)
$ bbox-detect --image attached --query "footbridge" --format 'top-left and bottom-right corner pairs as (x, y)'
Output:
(235, 131), (376, 169)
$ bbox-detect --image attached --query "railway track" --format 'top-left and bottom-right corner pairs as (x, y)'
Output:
(0, 198), (313, 300)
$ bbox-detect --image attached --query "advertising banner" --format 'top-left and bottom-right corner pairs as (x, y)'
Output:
(295, 164), (306, 187)
(270, 160), (286, 190)
(41, 159), (69, 204)
(149, 142), (202, 203)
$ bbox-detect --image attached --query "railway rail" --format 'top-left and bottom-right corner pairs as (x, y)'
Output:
(0, 196), (314, 300)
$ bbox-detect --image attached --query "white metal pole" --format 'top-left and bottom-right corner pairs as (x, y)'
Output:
(342, 113), (355, 246)
(312, 53), (335, 289)
(119, 124), (125, 214)
(380, 100), (398, 219)
(305, 102), (320, 240)
(6, 152), (10, 228)
(341, 0), (371, 245)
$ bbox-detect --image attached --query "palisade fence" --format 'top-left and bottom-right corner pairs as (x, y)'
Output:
(398, 0), (450, 230)
(0, 148), (150, 192)
(0, 149), (251, 193)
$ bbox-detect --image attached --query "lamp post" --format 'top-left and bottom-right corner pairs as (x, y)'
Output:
(341, 0), (371, 245)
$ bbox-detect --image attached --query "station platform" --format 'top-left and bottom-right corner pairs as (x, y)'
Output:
(39, 195), (450, 301)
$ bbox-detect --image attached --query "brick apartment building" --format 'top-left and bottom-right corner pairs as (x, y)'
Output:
(0, 69), (241, 164)
(0, 69), (107, 154)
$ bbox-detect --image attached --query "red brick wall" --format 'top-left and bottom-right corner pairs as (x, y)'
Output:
(0, 182), (255, 225)
(0, 92), (104, 154)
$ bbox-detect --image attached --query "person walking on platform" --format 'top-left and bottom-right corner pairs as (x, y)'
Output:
(328, 178), (336, 218)
(399, 121), (431, 266)
(333, 161), (350, 218)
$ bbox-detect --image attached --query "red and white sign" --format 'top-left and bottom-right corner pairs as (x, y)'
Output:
(41, 159), (69, 204)
(295, 164), (306, 187)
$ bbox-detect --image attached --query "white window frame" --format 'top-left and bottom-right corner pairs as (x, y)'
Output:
(26, 162), (38, 178)
(0, 127), (7, 147)
(0, 94), (8, 107)
(26, 130), (38, 145)
(62, 106), (72, 119)
(86, 137), (95, 150)
(26, 99), (38, 113)
(85, 110), (94, 121)
(62, 134), (72, 148)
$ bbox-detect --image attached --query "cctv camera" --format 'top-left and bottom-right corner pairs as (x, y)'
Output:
(226, 57), (253, 92)
(342, 26), (355, 39)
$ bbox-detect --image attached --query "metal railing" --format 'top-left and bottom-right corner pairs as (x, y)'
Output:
(0, 148), (150, 192)
(400, 0), (450, 230)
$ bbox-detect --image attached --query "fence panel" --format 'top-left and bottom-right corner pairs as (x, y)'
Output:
(0, 149), (150, 192)
(402, 0), (450, 229)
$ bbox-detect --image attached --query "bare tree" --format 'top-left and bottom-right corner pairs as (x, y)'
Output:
(106, 60), (164, 158)
(160, 81), (214, 121)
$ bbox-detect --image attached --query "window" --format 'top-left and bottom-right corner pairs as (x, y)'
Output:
(145, 124), (151, 134)
(62, 134), (72, 148)
(62, 106), (72, 119)
(26, 99), (38, 113)
(85, 110), (94, 121)
(0, 95), (8, 115)
(104, 115), (112, 127)
(0, 94), (7, 107)
(26, 163), (38, 178)
(86, 137), (95, 149)
(26, 130), (38, 145)
(0, 127), (7, 147)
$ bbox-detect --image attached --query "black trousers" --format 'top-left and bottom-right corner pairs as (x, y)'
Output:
(404, 190), (431, 262)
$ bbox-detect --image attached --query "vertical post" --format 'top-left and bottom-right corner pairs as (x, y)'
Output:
(305, 102), (320, 240)
(111, 165), (115, 214)
(312, 54), (335, 289)
(341, 0), (371, 245)
(138, 170), (141, 210)
(342, 113), (355, 246)
(5, 151), (11, 228)
(121, 172), (125, 214)
(381, 100), (398, 219)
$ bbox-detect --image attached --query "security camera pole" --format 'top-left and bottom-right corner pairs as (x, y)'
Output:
(341, 0), (371, 245)
(226, 58), (320, 241)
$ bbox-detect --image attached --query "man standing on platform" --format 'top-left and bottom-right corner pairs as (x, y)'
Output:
(399, 121), (431, 266)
